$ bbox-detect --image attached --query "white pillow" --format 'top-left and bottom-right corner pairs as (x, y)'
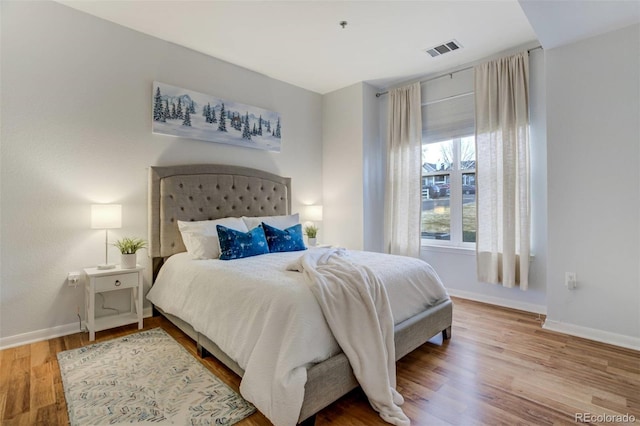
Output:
(178, 217), (248, 259)
(242, 213), (299, 231)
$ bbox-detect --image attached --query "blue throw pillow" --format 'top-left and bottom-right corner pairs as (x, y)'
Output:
(217, 224), (270, 260)
(262, 222), (307, 253)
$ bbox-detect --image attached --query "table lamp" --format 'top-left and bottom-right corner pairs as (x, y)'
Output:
(305, 205), (323, 223)
(91, 204), (122, 270)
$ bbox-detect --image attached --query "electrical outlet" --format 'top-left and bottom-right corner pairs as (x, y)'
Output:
(565, 272), (577, 290)
(68, 272), (81, 287)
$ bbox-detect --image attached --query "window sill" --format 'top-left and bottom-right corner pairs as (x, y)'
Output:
(420, 244), (476, 256)
(421, 244), (537, 262)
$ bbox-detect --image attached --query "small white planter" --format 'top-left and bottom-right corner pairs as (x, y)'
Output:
(120, 253), (137, 269)
(307, 237), (317, 247)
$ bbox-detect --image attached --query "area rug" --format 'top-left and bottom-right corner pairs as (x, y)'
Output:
(57, 328), (255, 425)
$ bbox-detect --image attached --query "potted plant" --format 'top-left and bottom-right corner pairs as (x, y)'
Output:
(304, 225), (318, 247)
(113, 237), (147, 269)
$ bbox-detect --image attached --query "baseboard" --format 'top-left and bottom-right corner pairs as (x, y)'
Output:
(0, 322), (81, 351)
(447, 288), (547, 315)
(542, 319), (640, 351)
(143, 306), (153, 318)
(0, 307), (155, 350)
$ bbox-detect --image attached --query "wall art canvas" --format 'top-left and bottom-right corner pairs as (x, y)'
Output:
(152, 82), (282, 152)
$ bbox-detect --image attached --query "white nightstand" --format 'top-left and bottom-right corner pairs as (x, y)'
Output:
(84, 265), (144, 341)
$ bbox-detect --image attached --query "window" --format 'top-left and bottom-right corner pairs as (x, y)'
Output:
(421, 92), (476, 246)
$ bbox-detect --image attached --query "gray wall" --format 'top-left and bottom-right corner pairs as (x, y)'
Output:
(322, 82), (384, 253)
(322, 83), (365, 250)
(544, 23), (640, 345)
(1, 0), (323, 344)
(362, 83), (385, 253)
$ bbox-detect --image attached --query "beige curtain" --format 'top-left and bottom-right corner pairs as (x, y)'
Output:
(385, 83), (422, 257)
(474, 52), (530, 289)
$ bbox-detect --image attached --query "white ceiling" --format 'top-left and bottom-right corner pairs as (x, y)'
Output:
(57, 1), (640, 94)
(57, 0), (538, 94)
(518, 0), (640, 50)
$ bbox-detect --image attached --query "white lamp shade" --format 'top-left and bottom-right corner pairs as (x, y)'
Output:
(91, 204), (122, 229)
(304, 205), (323, 222)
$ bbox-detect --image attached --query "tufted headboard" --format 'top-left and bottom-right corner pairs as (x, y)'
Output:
(148, 164), (291, 276)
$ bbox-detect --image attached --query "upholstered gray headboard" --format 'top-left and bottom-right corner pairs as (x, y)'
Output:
(148, 164), (291, 273)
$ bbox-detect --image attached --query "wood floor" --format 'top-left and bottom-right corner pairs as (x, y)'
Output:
(1, 297), (638, 425)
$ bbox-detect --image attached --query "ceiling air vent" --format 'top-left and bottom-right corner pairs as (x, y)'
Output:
(425, 40), (462, 58)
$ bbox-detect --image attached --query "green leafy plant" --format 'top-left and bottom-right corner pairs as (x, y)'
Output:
(304, 225), (318, 239)
(113, 237), (147, 254)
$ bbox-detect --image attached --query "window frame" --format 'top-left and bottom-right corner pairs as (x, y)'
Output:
(421, 137), (476, 249)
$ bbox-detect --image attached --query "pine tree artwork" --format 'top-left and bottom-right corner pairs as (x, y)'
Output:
(152, 82), (281, 152)
(176, 98), (183, 120)
(218, 103), (227, 132)
(230, 112), (240, 131)
(153, 87), (164, 121)
(275, 118), (281, 138)
(182, 108), (191, 126)
(203, 103), (210, 121)
(163, 100), (170, 122)
(242, 112), (251, 140)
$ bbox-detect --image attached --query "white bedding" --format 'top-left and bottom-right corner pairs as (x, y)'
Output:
(146, 248), (448, 426)
(287, 248), (410, 425)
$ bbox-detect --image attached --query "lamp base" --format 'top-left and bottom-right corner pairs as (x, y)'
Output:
(97, 264), (116, 270)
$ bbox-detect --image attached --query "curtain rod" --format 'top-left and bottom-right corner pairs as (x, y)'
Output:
(375, 45), (542, 98)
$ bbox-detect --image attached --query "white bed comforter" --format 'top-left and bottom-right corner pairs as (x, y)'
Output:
(146, 248), (448, 426)
(287, 248), (410, 426)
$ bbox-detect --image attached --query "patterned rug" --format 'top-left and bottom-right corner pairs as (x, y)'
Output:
(57, 328), (255, 425)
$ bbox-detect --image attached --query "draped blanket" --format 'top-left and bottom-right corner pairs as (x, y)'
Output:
(287, 248), (410, 426)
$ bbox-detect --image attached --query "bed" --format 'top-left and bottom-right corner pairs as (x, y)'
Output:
(147, 164), (453, 425)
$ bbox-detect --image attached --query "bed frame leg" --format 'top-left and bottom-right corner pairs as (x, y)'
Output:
(197, 342), (210, 359)
(442, 326), (452, 340)
(298, 414), (316, 426)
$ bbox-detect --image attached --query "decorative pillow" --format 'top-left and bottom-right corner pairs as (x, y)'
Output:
(217, 224), (270, 260)
(242, 213), (299, 231)
(262, 223), (307, 253)
(178, 217), (248, 259)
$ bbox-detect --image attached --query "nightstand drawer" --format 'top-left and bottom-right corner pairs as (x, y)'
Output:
(94, 272), (138, 292)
